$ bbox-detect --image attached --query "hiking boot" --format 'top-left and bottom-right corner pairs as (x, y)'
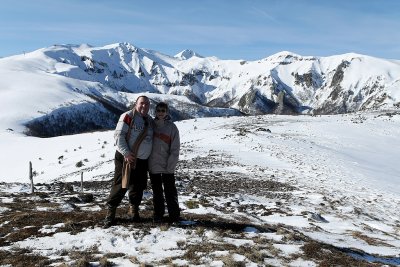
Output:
(103, 206), (116, 228)
(153, 215), (164, 223)
(168, 215), (181, 224)
(128, 204), (141, 222)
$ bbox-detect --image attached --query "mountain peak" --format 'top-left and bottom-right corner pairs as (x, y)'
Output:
(102, 42), (139, 51)
(266, 51), (303, 61)
(175, 49), (203, 60)
(262, 51), (318, 64)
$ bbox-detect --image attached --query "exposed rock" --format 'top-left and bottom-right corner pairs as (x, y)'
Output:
(238, 88), (277, 115)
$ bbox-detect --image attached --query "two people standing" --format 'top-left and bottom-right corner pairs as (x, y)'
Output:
(104, 96), (180, 228)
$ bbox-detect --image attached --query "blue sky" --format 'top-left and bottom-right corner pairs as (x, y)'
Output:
(1, 0), (399, 60)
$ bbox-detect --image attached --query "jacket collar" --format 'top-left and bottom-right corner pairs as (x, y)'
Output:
(155, 114), (171, 121)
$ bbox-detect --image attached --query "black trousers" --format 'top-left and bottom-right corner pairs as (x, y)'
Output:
(150, 173), (180, 219)
(106, 150), (148, 208)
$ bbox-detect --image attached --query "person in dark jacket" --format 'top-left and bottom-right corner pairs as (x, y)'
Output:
(148, 102), (181, 223)
(103, 95), (153, 228)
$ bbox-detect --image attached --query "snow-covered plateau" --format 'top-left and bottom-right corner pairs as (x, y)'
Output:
(0, 111), (399, 266)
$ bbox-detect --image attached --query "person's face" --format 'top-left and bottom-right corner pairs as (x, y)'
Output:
(135, 97), (150, 116)
(156, 106), (167, 120)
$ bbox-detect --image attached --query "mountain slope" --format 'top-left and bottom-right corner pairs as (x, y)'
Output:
(0, 111), (399, 266)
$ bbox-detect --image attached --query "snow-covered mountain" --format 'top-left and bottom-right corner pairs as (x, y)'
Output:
(1, 42), (399, 136)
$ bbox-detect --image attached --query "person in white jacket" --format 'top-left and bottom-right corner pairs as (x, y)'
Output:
(104, 95), (153, 228)
(148, 102), (181, 223)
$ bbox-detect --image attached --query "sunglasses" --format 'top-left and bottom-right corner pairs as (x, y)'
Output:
(156, 109), (167, 113)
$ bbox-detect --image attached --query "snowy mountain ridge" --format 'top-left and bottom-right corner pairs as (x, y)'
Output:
(0, 42), (399, 136)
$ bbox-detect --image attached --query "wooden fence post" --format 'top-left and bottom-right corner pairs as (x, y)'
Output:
(29, 161), (34, 194)
(81, 172), (84, 193)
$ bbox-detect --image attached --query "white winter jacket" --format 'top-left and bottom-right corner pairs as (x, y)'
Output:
(114, 110), (154, 160)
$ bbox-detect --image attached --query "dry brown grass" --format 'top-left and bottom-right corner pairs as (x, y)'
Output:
(0, 210), (105, 246)
(301, 241), (381, 267)
(0, 248), (52, 267)
(352, 231), (394, 247)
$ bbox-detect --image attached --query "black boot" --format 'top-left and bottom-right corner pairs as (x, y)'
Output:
(128, 204), (141, 222)
(103, 206), (116, 228)
(153, 215), (165, 223)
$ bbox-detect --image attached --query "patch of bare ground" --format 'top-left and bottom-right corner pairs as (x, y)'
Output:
(352, 231), (395, 247)
(177, 156), (295, 199)
(0, 248), (52, 267)
(0, 210), (105, 246)
(300, 241), (382, 267)
(186, 173), (294, 197)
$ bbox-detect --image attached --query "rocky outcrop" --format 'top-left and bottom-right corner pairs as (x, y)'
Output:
(238, 88), (277, 115)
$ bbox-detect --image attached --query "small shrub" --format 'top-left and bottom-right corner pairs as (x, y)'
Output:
(76, 161), (83, 168)
(75, 257), (90, 267)
(221, 254), (246, 267)
(177, 240), (186, 249)
(99, 256), (113, 267)
(195, 227), (205, 236)
(128, 256), (139, 264)
(160, 224), (170, 231)
(185, 200), (199, 209)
